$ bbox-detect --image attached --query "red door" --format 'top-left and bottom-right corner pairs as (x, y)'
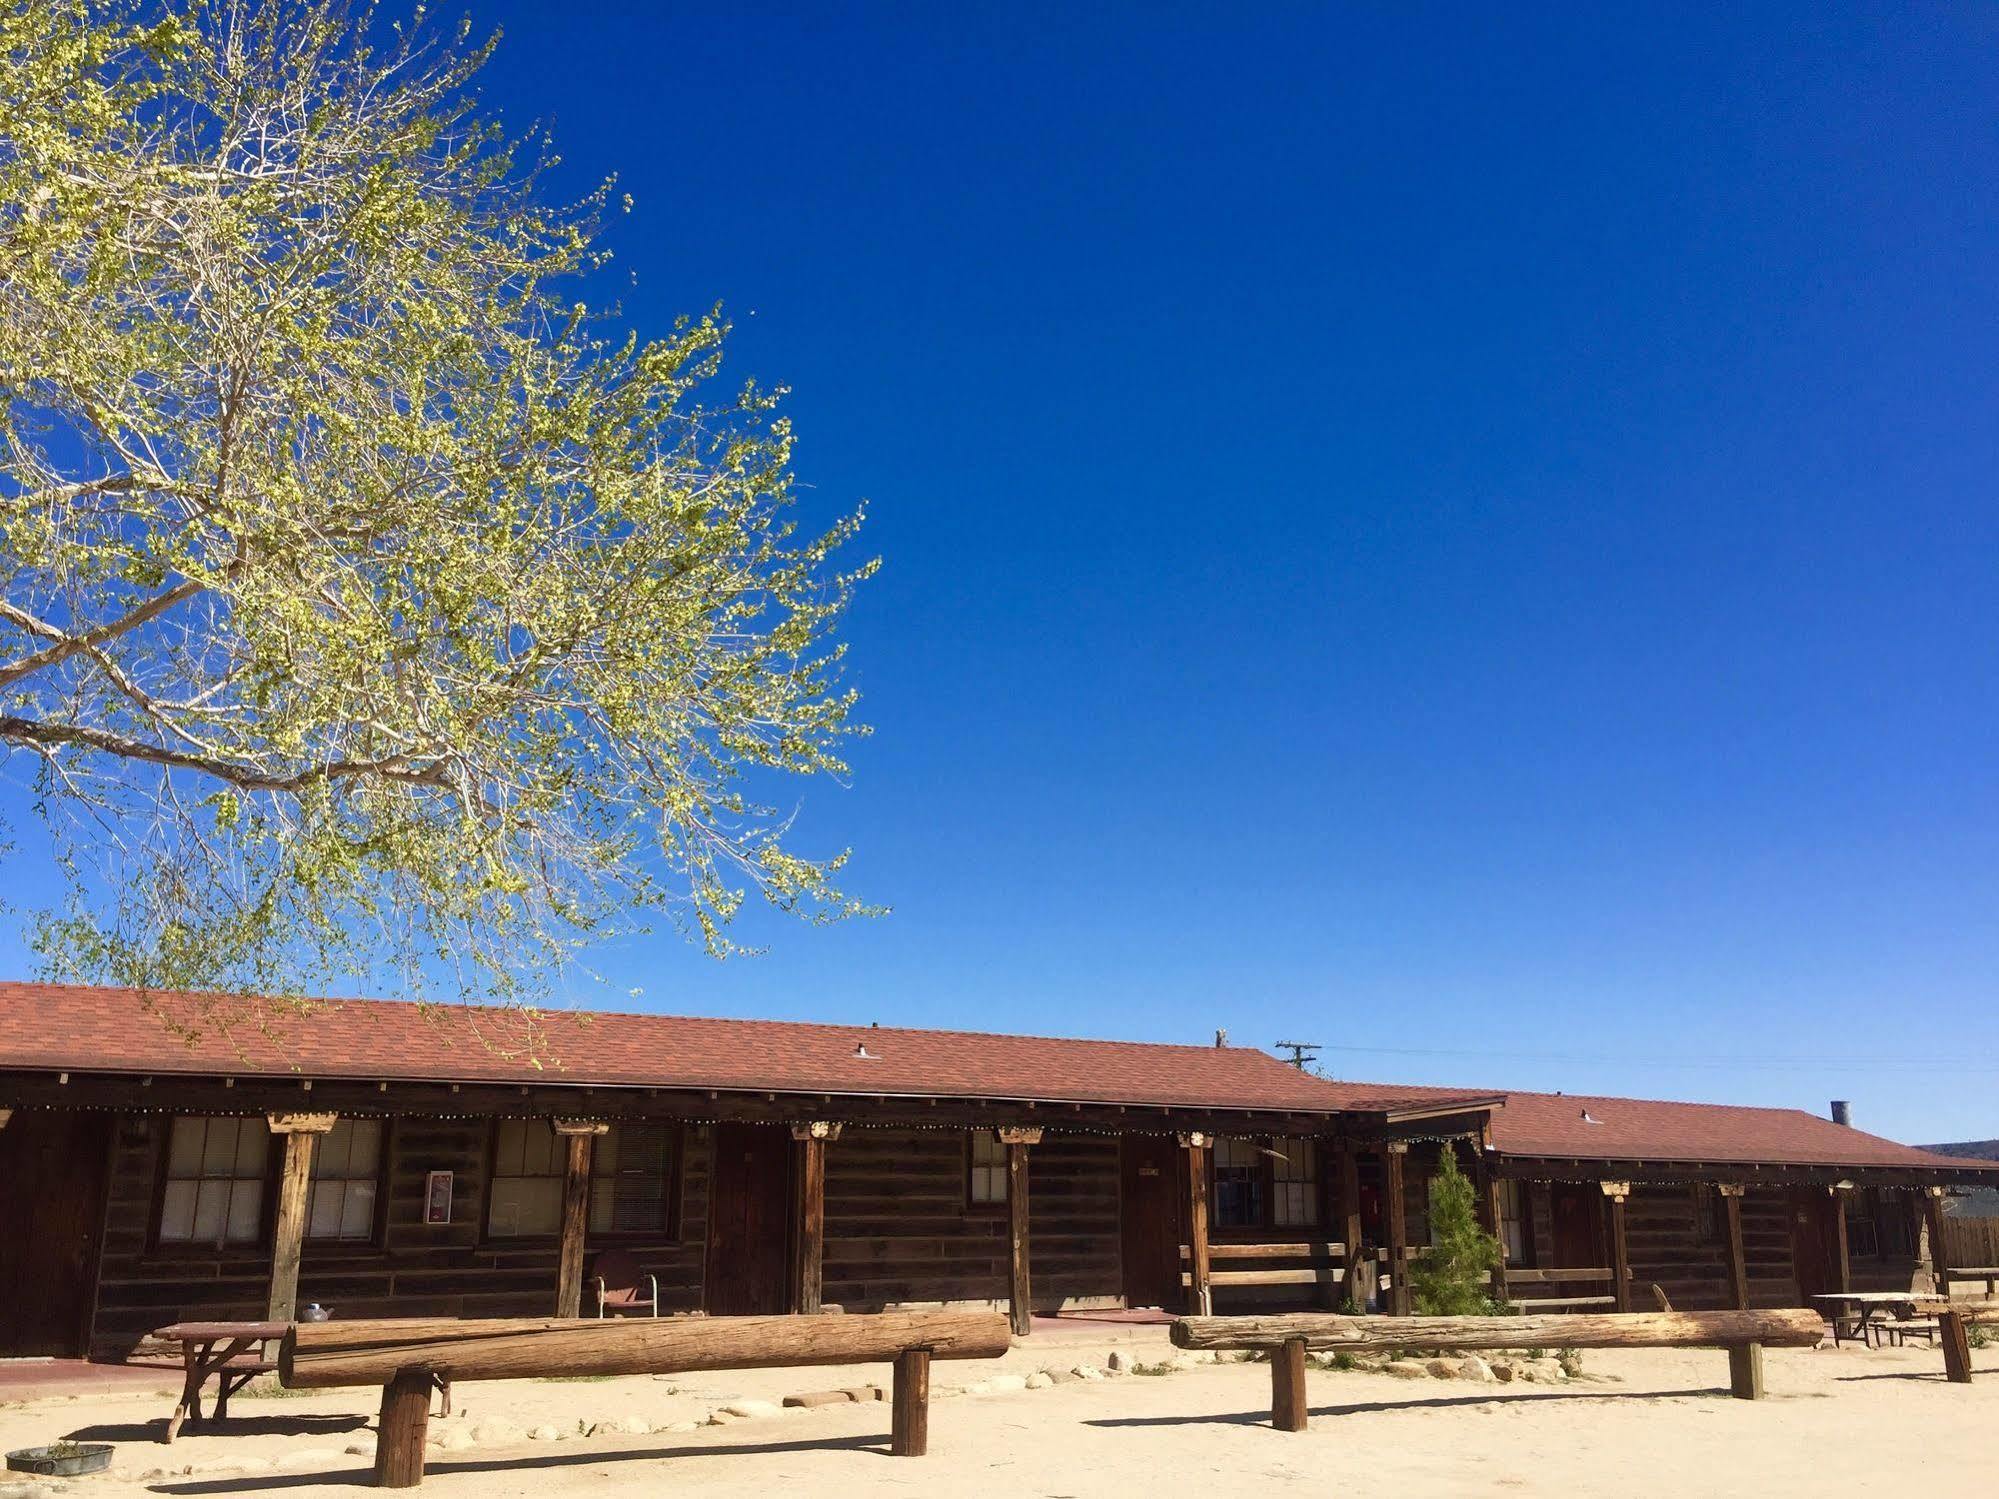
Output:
(0, 1110), (112, 1356)
(704, 1123), (792, 1315)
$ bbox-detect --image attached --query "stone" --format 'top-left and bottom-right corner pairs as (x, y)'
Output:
(1105, 1351), (1129, 1371)
(1072, 1365), (1104, 1381)
(961, 1380), (994, 1395)
(1044, 1368), (1080, 1384)
(1490, 1361), (1516, 1383)
(614, 1416), (653, 1435)
(663, 1421), (700, 1434)
(437, 1428), (477, 1451)
(719, 1399), (783, 1420)
(1457, 1356), (1496, 1382)
(784, 1390), (853, 1408)
(528, 1424), (563, 1441)
(1425, 1359), (1458, 1379)
(344, 1442), (377, 1457)
(985, 1373), (1028, 1393)
(469, 1421), (519, 1445)
(1384, 1360), (1429, 1379)
(1024, 1371), (1054, 1389)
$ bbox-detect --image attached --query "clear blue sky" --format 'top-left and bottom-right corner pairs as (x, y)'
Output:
(5, 4), (1996, 1141)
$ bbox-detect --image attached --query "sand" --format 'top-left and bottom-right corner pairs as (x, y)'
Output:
(2, 1326), (1994, 1497)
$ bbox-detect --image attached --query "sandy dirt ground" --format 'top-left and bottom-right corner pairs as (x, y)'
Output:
(2, 1325), (1995, 1498)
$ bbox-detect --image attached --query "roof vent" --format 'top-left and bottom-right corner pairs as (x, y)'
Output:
(1580, 1109), (1603, 1125)
(852, 1044), (877, 1061)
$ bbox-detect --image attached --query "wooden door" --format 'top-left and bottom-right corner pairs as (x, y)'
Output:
(1789, 1190), (1839, 1303)
(1549, 1183), (1604, 1266)
(704, 1123), (791, 1315)
(1120, 1135), (1184, 1310)
(0, 1110), (112, 1356)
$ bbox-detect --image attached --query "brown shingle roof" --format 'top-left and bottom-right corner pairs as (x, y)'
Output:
(0, 981), (1345, 1113)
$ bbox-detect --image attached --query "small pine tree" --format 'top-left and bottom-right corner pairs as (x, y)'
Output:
(1407, 1149), (1503, 1316)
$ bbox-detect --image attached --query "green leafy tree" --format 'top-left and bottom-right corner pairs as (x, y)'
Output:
(0, 0), (874, 1021)
(1407, 1148), (1504, 1316)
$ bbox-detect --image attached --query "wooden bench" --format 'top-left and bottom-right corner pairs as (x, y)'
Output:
(1170, 1309), (1827, 1430)
(280, 1309), (1012, 1487)
(1907, 1298), (1999, 1384)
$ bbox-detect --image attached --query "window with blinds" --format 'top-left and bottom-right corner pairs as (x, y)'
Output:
(1271, 1138), (1319, 1227)
(307, 1119), (384, 1242)
(968, 1131), (1008, 1206)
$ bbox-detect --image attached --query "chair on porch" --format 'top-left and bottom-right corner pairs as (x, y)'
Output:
(589, 1248), (659, 1318)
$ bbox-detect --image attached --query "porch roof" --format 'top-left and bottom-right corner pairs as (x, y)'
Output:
(0, 981), (1360, 1115)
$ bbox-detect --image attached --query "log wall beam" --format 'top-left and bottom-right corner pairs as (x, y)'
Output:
(1718, 1184), (1750, 1311)
(1180, 1132), (1212, 1316)
(266, 1111), (337, 1324)
(550, 1121), (607, 1318)
(1384, 1144), (1410, 1316)
(1007, 1137), (1033, 1337)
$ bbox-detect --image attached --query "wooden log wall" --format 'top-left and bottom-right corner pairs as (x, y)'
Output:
(90, 1113), (710, 1357)
(821, 1128), (1121, 1313)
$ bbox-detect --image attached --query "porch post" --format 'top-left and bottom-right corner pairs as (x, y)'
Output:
(1602, 1181), (1632, 1312)
(1922, 1187), (1952, 1298)
(1000, 1126), (1042, 1336)
(552, 1120), (608, 1317)
(1336, 1142), (1368, 1312)
(1178, 1132), (1212, 1315)
(1718, 1184), (1750, 1310)
(265, 1112), (337, 1324)
(1384, 1143), (1410, 1315)
(1472, 1138), (1509, 1305)
(1830, 1185), (1852, 1295)
(789, 1121), (841, 1315)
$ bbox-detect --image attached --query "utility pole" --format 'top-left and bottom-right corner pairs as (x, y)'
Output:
(1274, 1041), (1320, 1071)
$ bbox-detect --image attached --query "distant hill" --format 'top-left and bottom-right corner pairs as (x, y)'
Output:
(1923, 1140), (1999, 1162)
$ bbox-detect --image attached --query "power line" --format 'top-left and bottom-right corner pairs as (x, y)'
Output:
(1329, 1043), (1999, 1075)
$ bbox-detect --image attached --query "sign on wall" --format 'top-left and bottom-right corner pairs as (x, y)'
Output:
(424, 1169), (454, 1226)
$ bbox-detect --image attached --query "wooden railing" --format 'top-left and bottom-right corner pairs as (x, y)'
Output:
(1504, 1266), (1622, 1310)
(1179, 1241), (1348, 1291)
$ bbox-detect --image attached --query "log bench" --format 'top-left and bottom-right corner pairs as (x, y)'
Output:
(1170, 1309), (1827, 1430)
(279, 1310), (1012, 1487)
(1908, 1299), (1999, 1384)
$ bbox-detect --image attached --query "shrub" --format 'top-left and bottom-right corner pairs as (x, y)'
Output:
(1407, 1149), (1504, 1317)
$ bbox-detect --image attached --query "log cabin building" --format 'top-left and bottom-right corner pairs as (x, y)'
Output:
(0, 981), (1990, 1360)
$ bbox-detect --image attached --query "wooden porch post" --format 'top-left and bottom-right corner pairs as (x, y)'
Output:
(1337, 1142), (1368, 1312)
(1922, 1187), (1952, 1298)
(789, 1121), (841, 1315)
(1602, 1181), (1632, 1313)
(1179, 1132), (1212, 1315)
(1384, 1143), (1410, 1316)
(552, 1120), (608, 1318)
(1718, 1184), (1750, 1310)
(999, 1126), (1042, 1337)
(1473, 1138), (1509, 1305)
(265, 1112), (337, 1324)
(1830, 1186), (1852, 1295)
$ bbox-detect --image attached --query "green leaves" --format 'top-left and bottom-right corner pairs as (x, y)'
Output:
(0, 0), (875, 1011)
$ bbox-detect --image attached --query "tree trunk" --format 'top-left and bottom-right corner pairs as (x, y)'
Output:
(283, 1309), (1011, 1388)
(1169, 1308), (1825, 1353)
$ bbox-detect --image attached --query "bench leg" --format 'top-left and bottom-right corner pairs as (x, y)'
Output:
(165, 1354), (204, 1443)
(1272, 1337), (1309, 1431)
(1727, 1343), (1764, 1400)
(890, 1348), (930, 1457)
(375, 1369), (434, 1488)
(1940, 1312), (1973, 1385)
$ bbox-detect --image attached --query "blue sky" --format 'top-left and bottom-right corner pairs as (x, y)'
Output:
(5, 4), (1997, 1141)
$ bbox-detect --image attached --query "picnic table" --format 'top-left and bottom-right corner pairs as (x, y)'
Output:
(152, 1321), (453, 1443)
(153, 1321), (289, 1442)
(1808, 1292), (1939, 1349)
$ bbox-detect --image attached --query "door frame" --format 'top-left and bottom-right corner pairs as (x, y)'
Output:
(0, 1109), (115, 1358)
(702, 1121), (794, 1316)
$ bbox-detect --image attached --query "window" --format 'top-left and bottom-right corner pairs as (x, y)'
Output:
(1213, 1137), (1265, 1229)
(1498, 1179), (1532, 1266)
(968, 1131), (1008, 1206)
(591, 1123), (678, 1235)
(308, 1119), (384, 1242)
(159, 1116), (270, 1247)
(488, 1121), (679, 1239)
(487, 1119), (565, 1237)
(1848, 1188), (1913, 1259)
(1271, 1138), (1318, 1227)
